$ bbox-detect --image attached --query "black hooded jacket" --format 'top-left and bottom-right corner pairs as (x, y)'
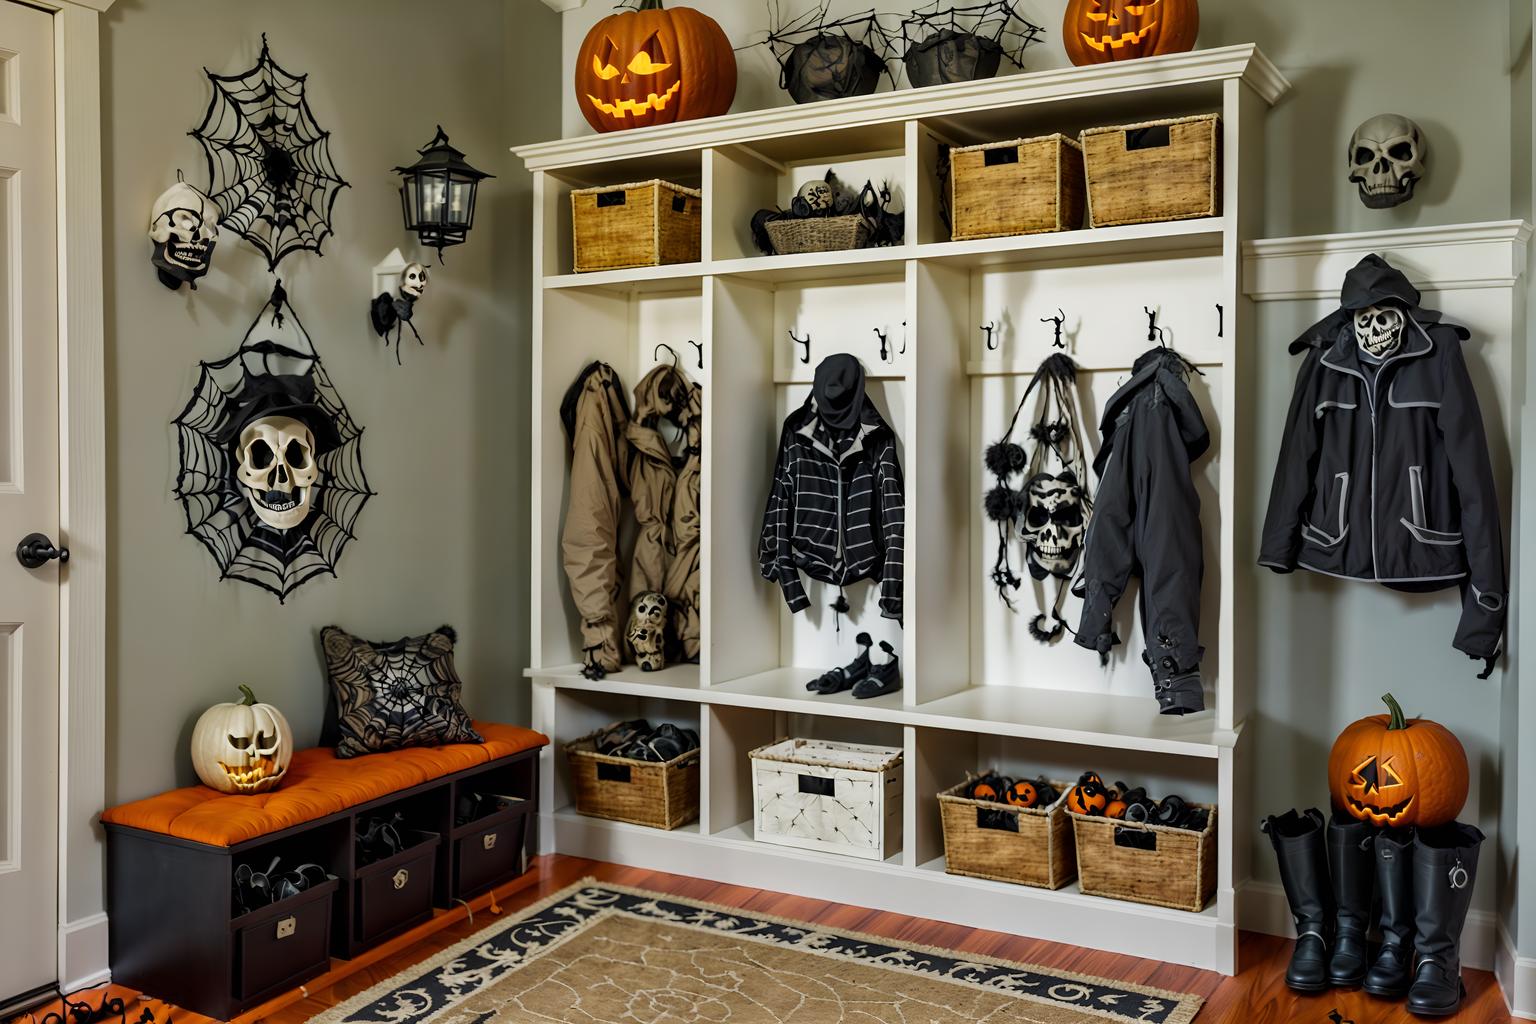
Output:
(1259, 254), (1506, 668)
(1075, 347), (1210, 715)
(758, 355), (905, 621)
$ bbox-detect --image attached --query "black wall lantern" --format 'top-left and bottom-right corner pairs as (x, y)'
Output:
(394, 126), (493, 262)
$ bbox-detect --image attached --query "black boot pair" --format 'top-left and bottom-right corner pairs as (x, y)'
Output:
(1263, 809), (1483, 1017)
(806, 633), (901, 698)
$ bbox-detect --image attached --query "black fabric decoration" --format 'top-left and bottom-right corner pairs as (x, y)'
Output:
(983, 352), (1093, 642)
(173, 281), (374, 601)
(763, 3), (896, 104)
(191, 34), (350, 272)
(899, 2), (1044, 89)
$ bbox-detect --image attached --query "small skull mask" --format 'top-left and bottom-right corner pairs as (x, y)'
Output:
(1022, 471), (1086, 579)
(1348, 114), (1426, 209)
(626, 591), (669, 672)
(235, 415), (320, 531)
(400, 262), (430, 301)
(1355, 304), (1406, 359)
(796, 179), (834, 213)
(148, 181), (219, 290)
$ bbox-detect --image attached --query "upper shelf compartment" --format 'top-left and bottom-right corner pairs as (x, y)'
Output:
(513, 45), (1289, 174)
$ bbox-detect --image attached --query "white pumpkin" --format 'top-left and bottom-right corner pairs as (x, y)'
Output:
(191, 685), (293, 794)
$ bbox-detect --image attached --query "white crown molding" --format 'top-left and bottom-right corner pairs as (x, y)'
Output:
(1243, 220), (1533, 300)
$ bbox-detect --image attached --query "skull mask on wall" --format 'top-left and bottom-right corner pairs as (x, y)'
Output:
(148, 180), (220, 290)
(1355, 304), (1406, 359)
(1022, 471), (1086, 579)
(400, 262), (430, 301)
(1348, 114), (1427, 209)
(235, 415), (320, 531)
(626, 590), (670, 671)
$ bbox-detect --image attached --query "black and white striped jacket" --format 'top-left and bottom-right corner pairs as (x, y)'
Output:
(758, 396), (905, 621)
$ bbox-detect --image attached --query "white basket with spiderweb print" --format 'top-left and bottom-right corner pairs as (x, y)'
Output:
(749, 738), (903, 862)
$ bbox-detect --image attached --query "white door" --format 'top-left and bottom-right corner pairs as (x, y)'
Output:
(0, 0), (59, 1005)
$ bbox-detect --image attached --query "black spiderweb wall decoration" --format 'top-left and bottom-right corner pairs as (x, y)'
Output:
(174, 282), (374, 601)
(191, 35), (350, 272)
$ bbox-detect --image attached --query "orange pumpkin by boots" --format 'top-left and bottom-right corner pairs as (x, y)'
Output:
(1062, 0), (1200, 67)
(575, 0), (737, 133)
(1327, 692), (1468, 828)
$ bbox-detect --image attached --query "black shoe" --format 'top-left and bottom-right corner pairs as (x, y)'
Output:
(1406, 821), (1484, 1017)
(1327, 810), (1375, 988)
(1363, 827), (1415, 997)
(808, 633), (872, 695)
(1262, 808), (1334, 993)
(852, 641), (901, 699)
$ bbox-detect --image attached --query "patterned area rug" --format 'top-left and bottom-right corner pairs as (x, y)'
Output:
(313, 880), (1204, 1024)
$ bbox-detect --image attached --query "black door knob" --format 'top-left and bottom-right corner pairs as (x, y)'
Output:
(16, 533), (68, 569)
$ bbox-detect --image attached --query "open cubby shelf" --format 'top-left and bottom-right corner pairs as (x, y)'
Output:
(517, 45), (1288, 975)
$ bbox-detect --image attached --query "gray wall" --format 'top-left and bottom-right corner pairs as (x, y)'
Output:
(103, 0), (562, 807)
(554, 0), (1525, 919)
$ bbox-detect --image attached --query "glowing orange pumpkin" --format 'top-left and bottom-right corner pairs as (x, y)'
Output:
(575, 0), (737, 133)
(1062, 0), (1200, 67)
(1327, 693), (1468, 828)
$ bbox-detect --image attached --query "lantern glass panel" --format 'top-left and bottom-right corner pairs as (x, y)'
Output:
(419, 170), (449, 225)
(447, 176), (476, 228)
(400, 179), (420, 228)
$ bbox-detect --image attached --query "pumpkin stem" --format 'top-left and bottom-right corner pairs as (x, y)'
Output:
(1381, 692), (1407, 730)
(238, 684), (258, 707)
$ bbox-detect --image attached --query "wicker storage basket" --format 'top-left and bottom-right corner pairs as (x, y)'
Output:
(937, 777), (1075, 890)
(949, 134), (1085, 240)
(764, 214), (871, 256)
(1080, 115), (1221, 228)
(1071, 804), (1217, 912)
(564, 727), (700, 830)
(750, 738), (902, 861)
(571, 179), (701, 273)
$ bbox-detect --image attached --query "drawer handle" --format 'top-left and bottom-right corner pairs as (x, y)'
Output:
(983, 147), (1020, 167)
(275, 915), (296, 940)
(1125, 125), (1172, 151)
(797, 774), (835, 797)
(393, 868), (410, 890)
(597, 762), (632, 783)
(596, 191), (627, 208)
(483, 832), (498, 851)
(1114, 826), (1157, 851)
(976, 807), (1019, 833)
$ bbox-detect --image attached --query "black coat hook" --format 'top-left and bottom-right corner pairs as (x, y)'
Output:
(654, 342), (681, 370)
(874, 327), (890, 363)
(981, 321), (997, 351)
(789, 328), (811, 364)
(1215, 303), (1224, 338)
(687, 338), (703, 369)
(1145, 307), (1167, 347)
(899, 320), (907, 355)
(1042, 308), (1066, 350)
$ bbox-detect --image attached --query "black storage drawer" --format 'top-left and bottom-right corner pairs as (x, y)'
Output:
(452, 799), (529, 899)
(233, 876), (339, 1003)
(355, 830), (439, 944)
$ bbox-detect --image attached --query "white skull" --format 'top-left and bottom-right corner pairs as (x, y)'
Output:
(148, 181), (219, 286)
(796, 179), (834, 212)
(235, 415), (319, 531)
(625, 591), (669, 672)
(1348, 114), (1426, 209)
(1022, 472), (1086, 578)
(400, 262), (430, 300)
(1355, 304), (1406, 359)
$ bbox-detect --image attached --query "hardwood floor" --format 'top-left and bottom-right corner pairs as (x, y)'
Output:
(28, 854), (1515, 1023)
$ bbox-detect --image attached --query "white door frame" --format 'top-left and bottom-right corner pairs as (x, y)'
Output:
(18, 0), (112, 993)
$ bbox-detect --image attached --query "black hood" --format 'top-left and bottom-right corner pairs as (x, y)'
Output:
(217, 371), (342, 454)
(1290, 253), (1469, 354)
(1093, 347), (1209, 477)
(812, 353), (866, 434)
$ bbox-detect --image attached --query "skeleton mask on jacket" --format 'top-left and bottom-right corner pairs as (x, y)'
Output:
(148, 179), (220, 290)
(1355, 304), (1406, 359)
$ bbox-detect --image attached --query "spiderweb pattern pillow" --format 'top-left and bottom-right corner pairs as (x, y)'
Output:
(320, 625), (483, 759)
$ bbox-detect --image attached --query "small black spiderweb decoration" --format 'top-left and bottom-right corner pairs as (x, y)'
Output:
(984, 352), (1093, 643)
(759, 2), (899, 103)
(191, 34), (350, 272)
(174, 282), (374, 601)
(899, 2), (1046, 87)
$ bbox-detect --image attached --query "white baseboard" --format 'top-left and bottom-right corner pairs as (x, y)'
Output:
(58, 913), (109, 994)
(1497, 920), (1536, 1020)
(1238, 880), (1498, 971)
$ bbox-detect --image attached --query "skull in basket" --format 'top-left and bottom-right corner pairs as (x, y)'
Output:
(626, 591), (670, 672)
(1022, 471), (1086, 579)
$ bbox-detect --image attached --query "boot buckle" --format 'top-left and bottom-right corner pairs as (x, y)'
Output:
(1448, 860), (1469, 890)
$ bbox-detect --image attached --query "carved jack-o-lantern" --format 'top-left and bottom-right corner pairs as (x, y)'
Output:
(190, 685), (293, 794)
(575, 0), (736, 133)
(1066, 771), (1109, 815)
(1062, 0), (1200, 67)
(1327, 693), (1469, 828)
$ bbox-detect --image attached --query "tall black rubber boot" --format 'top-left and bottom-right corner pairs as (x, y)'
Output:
(1363, 827), (1415, 997)
(1262, 808), (1333, 993)
(1406, 822), (1484, 1017)
(1326, 809), (1375, 988)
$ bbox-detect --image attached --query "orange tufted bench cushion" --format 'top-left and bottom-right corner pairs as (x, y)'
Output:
(101, 721), (547, 848)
